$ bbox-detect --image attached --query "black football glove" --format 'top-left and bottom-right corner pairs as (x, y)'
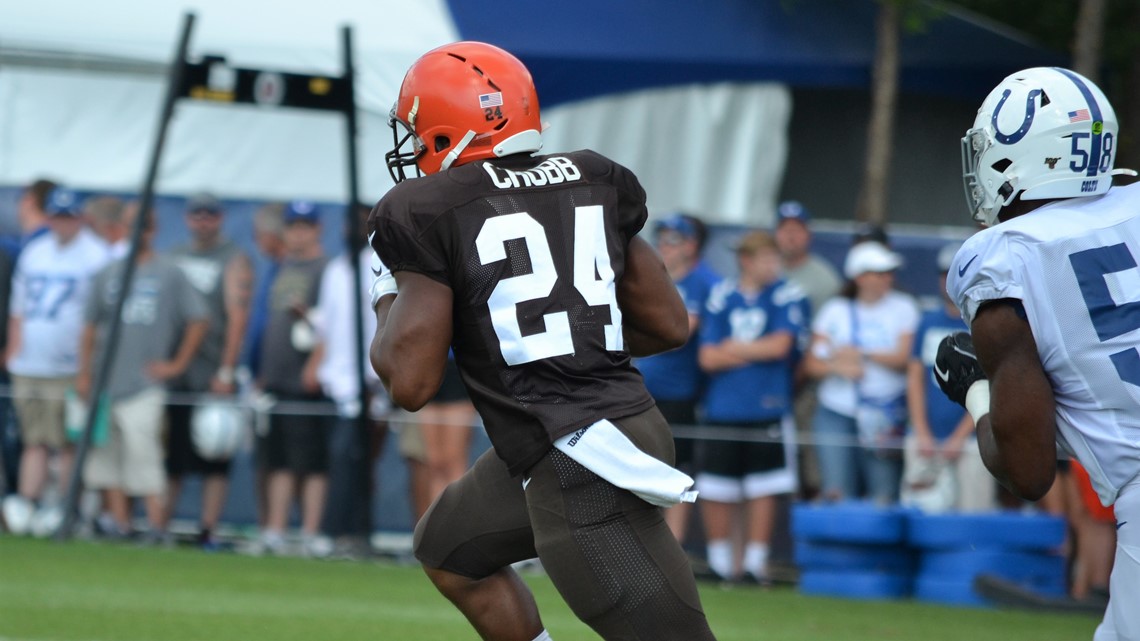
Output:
(933, 332), (987, 407)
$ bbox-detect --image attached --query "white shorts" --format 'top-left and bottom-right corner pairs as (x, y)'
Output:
(1095, 479), (1140, 641)
(84, 387), (167, 497)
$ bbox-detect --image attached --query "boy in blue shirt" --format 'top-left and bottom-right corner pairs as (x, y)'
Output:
(697, 230), (805, 582)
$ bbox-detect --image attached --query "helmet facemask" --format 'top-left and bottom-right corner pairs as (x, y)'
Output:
(385, 101), (425, 184)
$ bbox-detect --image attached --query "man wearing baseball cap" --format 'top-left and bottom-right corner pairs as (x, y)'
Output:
(774, 201), (842, 500)
(253, 200), (332, 556)
(3, 188), (113, 536)
(638, 213), (721, 544)
(161, 192), (253, 549)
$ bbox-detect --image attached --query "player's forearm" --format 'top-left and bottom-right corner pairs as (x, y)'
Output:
(625, 324), (684, 357)
(975, 415), (1016, 493)
(979, 400), (1056, 501)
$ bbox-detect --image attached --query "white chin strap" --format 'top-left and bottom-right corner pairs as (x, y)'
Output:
(440, 130), (477, 171)
(441, 129), (544, 171)
(494, 130), (543, 158)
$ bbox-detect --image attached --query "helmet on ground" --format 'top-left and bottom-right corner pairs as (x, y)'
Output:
(385, 41), (543, 183)
(962, 67), (1135, 226)
(191, 399), (248, 461)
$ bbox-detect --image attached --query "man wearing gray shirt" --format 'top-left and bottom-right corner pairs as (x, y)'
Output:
(162, 193), (253, 548)
(774, 201), (841, 499)
(78, 204), (208, 539)
(254, 201), (330, 556)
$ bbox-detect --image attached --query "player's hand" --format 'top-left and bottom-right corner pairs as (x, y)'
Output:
(933, 332), (986, 407)
(369, 251), (397, 307)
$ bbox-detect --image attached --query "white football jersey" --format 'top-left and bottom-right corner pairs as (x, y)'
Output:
(9, 228), (112, 377)
(947, 182), (1140, 506)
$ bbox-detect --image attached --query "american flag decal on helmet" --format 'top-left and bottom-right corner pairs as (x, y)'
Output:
(1068, 109), (1091, 123)
(479, 92), (503, 108)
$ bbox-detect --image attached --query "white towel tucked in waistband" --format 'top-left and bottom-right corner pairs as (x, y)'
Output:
(553, 419), (698, 508)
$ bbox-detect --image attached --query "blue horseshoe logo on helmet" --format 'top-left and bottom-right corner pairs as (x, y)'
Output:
(992, 88), (1042, 144)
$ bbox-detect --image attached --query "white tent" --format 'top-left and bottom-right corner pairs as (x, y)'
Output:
(0, 0), (790, 224)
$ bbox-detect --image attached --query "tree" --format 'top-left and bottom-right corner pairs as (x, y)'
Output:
(1072, 0), (1108, 82)
(948, 0), (1140, 170)
(853, 0), (900, 226)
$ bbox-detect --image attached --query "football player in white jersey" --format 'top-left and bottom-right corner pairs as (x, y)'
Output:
(935, 67), (1139, 640)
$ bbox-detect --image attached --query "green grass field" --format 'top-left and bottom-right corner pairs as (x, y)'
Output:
(0, 537), (1098, 641)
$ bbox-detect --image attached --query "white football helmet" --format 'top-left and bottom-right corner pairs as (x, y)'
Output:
(191, 398), (249, 462)
(962, 67), (1136, 226)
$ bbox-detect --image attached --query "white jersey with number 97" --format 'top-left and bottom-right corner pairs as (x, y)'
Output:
(947, 181), (1140, 506)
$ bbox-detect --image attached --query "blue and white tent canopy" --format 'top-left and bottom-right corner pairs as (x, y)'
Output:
(0, 0), (1061, 224)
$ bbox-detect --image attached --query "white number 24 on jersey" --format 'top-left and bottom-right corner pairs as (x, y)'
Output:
(475, 205), (623, 366)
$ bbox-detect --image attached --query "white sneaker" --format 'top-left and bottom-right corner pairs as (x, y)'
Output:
(302, 534), (333, 559)
(31, 505), (64, 538)
(248, 530), (288, 556)
(2, 495), (34, 535)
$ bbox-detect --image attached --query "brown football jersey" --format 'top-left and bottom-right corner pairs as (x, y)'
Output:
(370, 150), (656, 476)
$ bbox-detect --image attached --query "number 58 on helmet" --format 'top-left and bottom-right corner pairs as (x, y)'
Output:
(962, 67), (1136, 226)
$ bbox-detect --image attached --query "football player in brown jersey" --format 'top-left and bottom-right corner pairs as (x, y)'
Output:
(368, 42), (718, 641)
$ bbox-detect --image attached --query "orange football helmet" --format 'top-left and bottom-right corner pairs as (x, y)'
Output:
(385, 41), (543, 182)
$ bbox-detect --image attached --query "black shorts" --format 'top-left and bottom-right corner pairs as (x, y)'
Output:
(654, 399), (698, 471)
(431, 360), (469, 403)
(413, 407), (715, 640)
(165, 399), (232, 477)
(256, 393), (331, 475)
(699, 418), (787, 479)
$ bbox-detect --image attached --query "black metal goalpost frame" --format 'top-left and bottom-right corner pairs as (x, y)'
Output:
(56, 12), (370, 540)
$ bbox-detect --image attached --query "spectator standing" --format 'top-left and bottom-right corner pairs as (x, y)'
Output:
(78, 205), (208, 539)
(803, 241), (919, 503)
(901, 242), (994, 513)
(314, 206), (387, 555)
(0, 246), (13, 499)
(773, 202), (841, 316)
(161, 193), (253, 547)
(1, 178), (56, 520)
(774, 200), (841, 499)
(242, 202), (285, 531)
(639, 213), (720, 542)
(243, 203), (286, 381)
(697, 230), (803, 582)
(2, 188), (111, 535)
(85, 195), (129, 260)
(255, 200), (331, 556)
